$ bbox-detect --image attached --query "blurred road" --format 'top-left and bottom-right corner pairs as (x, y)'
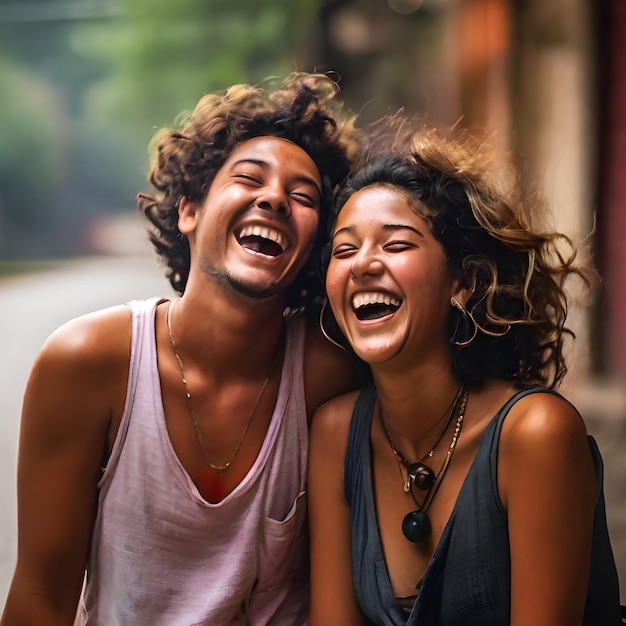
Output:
(0, 219), (623, 608)
(0, 243), (173, 606)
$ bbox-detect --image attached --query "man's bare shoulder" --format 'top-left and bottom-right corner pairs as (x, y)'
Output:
(41, 304), (132, 367)
(33, 305), (131, 390)
(18, 305), (135, 476)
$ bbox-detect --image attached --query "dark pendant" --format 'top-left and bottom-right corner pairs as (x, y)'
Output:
(406, 462), (436, 490)
(402, 510), (431, 543)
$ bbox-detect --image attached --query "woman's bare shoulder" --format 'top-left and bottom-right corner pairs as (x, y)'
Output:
(500, 389), (586, 447)
(498, 388), (592, 509)
(310, 389), (364, 464)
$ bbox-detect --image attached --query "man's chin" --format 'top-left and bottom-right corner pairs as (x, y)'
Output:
(227, 276), (284, 301)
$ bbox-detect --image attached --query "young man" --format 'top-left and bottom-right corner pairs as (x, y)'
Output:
(1, 73), (360, 625)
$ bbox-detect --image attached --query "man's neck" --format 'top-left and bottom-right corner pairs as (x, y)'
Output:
(168, 284), (287, 375)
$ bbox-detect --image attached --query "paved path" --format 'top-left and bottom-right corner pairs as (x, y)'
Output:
(0, 253), (173, 605)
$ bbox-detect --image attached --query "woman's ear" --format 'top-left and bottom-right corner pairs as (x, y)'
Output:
(450, 273), (475, 309)
(178, 196), (198, 236)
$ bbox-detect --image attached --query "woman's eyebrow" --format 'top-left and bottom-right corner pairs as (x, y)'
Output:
(332, 223), (425, 241)
(383, 223), (425, 238)
(331, 226), (354, 241)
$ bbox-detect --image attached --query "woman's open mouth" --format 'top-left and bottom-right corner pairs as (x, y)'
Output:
(352, 292), (401, 321)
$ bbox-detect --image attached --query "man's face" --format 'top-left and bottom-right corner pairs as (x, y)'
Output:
(182, 136), (322, 301)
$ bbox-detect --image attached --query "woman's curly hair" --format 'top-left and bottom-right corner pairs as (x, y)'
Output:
(138, 72), (360, 308)
(324, 118), (591, 388)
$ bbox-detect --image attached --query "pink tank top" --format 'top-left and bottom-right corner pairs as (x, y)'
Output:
(75, 298), (310, 625)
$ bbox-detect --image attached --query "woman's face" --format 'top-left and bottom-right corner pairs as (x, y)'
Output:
(326, 184), (462, 366)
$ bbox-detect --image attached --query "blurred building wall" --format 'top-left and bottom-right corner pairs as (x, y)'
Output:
(319, 0), (620, 387)
(598, 0), (626, 378)
(508, 0), (596, 398)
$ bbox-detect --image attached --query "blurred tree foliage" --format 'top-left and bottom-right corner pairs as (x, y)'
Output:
(0, 61), (64, 234)
(73, 0), (318, 130)
(0, 0), (449, 261)
(0, 9), (103, 258)
(0, 0), (319, 260)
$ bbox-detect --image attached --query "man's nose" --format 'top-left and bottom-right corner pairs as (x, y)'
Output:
(256, 182), (290, 217)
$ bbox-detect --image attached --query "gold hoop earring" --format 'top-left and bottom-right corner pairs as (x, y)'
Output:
(449, 296), (478, 347)
(319, 300), (346, 351)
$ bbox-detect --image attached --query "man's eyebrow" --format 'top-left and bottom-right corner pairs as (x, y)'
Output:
(232, 158), (322, 198)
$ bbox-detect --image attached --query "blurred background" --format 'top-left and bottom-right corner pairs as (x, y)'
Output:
(0, 0), (624, 606)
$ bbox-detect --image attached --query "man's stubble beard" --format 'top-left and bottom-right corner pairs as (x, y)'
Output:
(200, 259), (287, 301)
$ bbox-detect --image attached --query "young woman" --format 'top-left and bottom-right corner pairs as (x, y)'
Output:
(309, 124), (622, 625)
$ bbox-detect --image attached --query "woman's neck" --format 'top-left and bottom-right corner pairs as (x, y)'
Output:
(372, 361), (461, 443)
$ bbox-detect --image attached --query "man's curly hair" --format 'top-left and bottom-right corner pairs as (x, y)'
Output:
(323, 118), (591, 388)
(138, 72), (360, 309)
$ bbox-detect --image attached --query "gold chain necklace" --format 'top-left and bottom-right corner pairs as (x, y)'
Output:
(166, 301), (278, 473)
(380, 385), (463, 493)
(380, 388), (468, 543)
(383, 384), (462, 442)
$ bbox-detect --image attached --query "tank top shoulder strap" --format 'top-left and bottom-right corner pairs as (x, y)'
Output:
(278, 313), (307, 424)
(98, 297), (164, 487)
(344, 386), (377, 505)
(485, 386), (575, 504)
(489, 386), (572, 444)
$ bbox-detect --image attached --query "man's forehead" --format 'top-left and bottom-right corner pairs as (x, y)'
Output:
(229, 135), (306, 157)
(224, 136), (321, 180)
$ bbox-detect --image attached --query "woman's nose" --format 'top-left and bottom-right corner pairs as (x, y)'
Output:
(350, 248), (384, 278)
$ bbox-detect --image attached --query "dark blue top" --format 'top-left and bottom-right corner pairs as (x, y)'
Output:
(344, 386), (622, 625)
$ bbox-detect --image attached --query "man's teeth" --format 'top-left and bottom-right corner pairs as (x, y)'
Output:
(238, 225), (286, 252)
(352, 292), (401, 310)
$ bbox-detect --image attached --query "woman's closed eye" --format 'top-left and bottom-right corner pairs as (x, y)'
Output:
(331, 239), (416, 258)
(331, 242), (358, 258)
(384, 240), (418, 252)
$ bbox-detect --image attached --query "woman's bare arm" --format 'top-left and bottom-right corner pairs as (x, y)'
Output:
(500, 392), (595, 626)
(309, 393), (365, 626)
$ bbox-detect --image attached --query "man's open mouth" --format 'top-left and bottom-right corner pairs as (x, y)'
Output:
(352, 292), (401, 321)
(236, 225), (287, 257)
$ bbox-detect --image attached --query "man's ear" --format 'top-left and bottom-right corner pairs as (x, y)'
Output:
(178, 196), (198, 236)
